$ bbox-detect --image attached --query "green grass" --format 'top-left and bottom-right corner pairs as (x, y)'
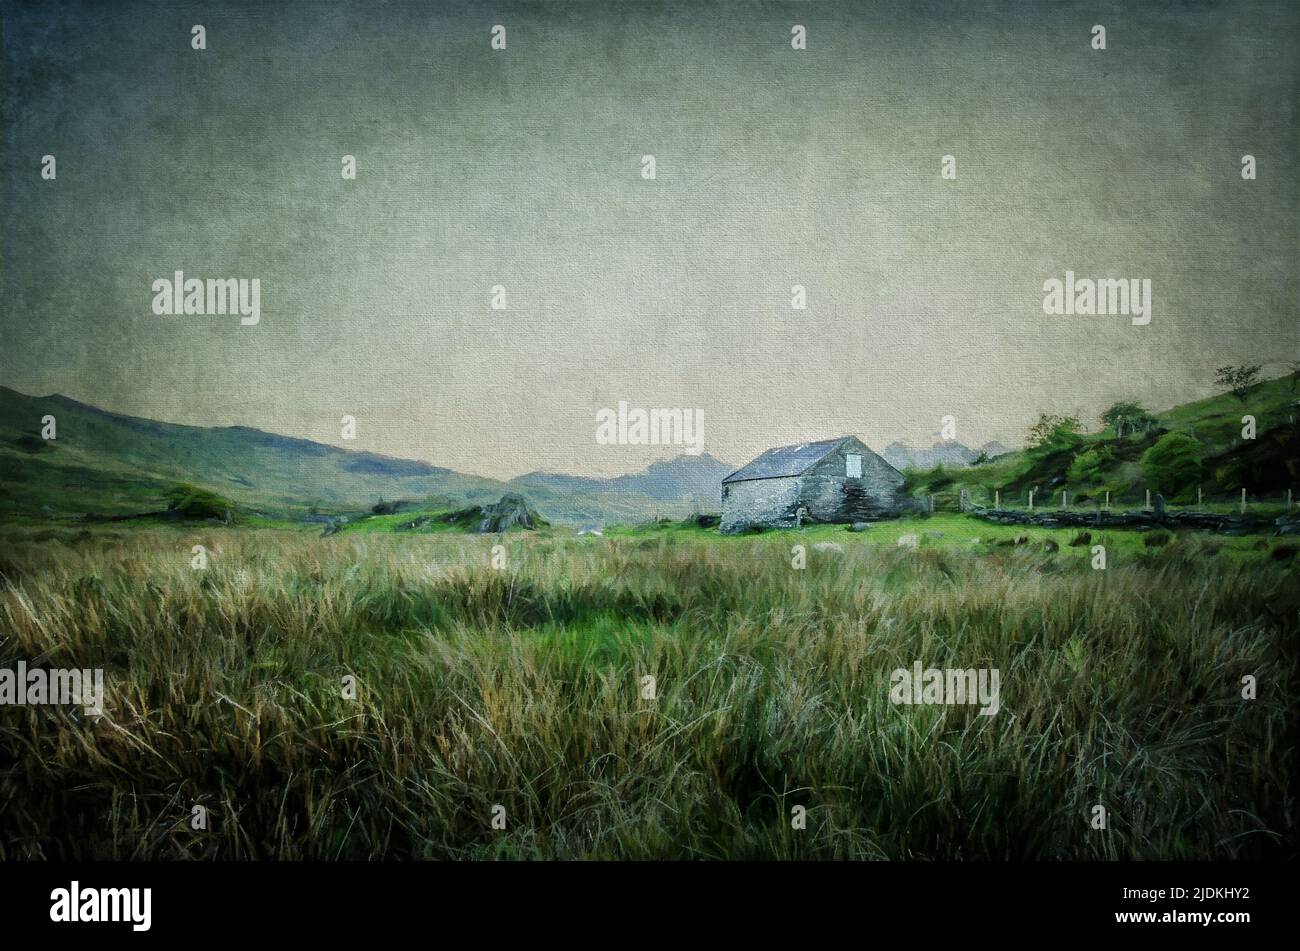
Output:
(339, 509), (467, 534)
(606, 512), (1290, 563)
(0, 520), (1293, 859)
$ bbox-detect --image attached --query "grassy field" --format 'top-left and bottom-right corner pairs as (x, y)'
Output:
(0, 517), (1295, 860)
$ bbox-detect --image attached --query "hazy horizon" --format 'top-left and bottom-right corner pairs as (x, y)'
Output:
(3, 0), (1296, 480)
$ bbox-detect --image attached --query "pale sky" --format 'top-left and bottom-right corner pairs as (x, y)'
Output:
(3, 0), (1296, 479)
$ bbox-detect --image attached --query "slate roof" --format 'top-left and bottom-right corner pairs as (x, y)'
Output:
(722, 437), (852, 484)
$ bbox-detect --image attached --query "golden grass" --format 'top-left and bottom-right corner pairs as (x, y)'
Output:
(0, 525), (1294, 859)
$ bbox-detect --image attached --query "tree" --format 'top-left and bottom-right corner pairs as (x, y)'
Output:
(1214, 365), (1261, 402)
(1140, 433), (1203, 497)
(1027, 413), (1082, 450)
(1100, 400), (1154, 437)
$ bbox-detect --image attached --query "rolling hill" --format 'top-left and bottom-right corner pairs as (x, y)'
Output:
(512, 453), (732, 508)
(903, 372), (1300, 507)
(0, 386), (732, 525)
(5, 374), (1295, 527)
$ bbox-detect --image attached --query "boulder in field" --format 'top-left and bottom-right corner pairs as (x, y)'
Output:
(476, 493), (548, 533)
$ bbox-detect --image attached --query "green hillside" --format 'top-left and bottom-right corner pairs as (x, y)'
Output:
(0, 386), (516, 519)
(5, 374), (1294, 526)
(0, 387), (709, 525)
(906, 371), (1300, 509)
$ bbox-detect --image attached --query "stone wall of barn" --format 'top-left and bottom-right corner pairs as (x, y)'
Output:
(798, 438), (913, 522)
(720, 476), (802, 533)
(720, 438), (920, 533)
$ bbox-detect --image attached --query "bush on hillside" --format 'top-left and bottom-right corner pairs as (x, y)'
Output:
(165, 483), (234, 521)
(13, 434), (52, 453)
(1067, 447), (1113, 485)
(1140, 433), (1203, 498)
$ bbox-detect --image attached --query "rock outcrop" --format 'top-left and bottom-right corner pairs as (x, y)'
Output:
(476, 494), (547, 533)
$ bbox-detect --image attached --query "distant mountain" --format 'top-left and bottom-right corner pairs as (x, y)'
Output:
(0, 386), (510, 517)
(511, 453), (733, 510)
(978, 441), (1012, 459)
(883, 440), (972, 470)
(0, 386), (731, 525)
(882, 439), (1014, 471)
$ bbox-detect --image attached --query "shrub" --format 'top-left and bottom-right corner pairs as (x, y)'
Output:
(13, 434), (52, 453)
(683, 513), (721, 529)
(1144, 530), (1172, 548)
(1140, 433), (1203, 497)
(1069, 531), (1092, 547)
(927, 465), (954, 490)
(1068, 448), (1113, 484)
(164, 483), (233, 521)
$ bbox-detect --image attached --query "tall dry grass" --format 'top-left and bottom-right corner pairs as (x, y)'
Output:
(0, 526), (1294, 859)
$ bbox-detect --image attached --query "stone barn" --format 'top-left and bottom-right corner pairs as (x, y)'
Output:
(720, 436), (913, 534)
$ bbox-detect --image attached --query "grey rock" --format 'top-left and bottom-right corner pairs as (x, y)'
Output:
(476, 493), (546, 533)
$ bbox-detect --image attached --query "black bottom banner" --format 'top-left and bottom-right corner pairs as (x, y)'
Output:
(0, 860), (1285, 940)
